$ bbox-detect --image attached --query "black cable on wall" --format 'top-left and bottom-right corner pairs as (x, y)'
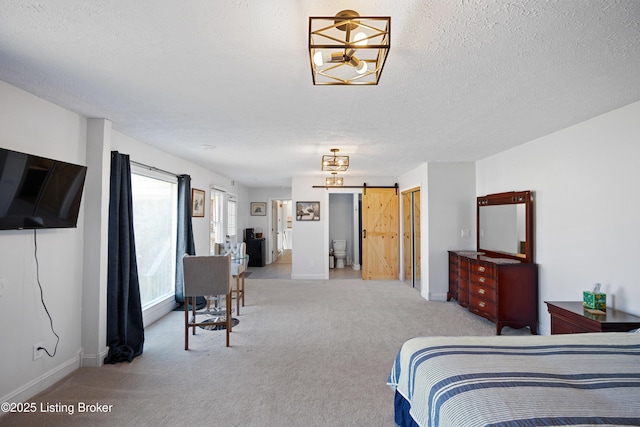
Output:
(34, 229), (60, 358)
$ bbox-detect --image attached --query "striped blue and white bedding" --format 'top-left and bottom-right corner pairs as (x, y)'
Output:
(387, 333), (640, 427)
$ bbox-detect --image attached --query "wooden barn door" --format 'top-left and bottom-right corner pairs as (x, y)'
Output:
(362, 187), (399, 280)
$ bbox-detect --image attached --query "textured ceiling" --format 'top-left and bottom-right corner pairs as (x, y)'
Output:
(0, 1), (639, 187)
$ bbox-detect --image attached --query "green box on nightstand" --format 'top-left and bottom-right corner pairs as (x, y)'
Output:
(583, 291), (606, 310)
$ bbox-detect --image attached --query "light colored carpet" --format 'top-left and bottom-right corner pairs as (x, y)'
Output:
(1, 279), (529, 426)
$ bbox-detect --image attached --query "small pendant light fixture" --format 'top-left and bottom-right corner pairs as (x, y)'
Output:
(325, 172), (344, 187)
(321, 148), (349, 172)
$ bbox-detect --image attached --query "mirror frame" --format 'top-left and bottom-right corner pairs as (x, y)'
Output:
(477, 190), (534, 263)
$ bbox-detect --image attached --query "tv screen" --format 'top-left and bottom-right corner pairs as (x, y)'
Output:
(0, 147), (87, 230)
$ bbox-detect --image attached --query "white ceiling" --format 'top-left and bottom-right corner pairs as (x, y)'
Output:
(1, 1), (639, 187)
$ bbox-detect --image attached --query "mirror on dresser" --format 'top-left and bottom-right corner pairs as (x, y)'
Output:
(477, 190), (533, 263)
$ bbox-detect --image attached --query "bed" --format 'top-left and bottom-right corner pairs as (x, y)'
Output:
(387, 332), (640, 427)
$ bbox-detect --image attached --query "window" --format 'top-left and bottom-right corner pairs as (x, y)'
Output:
(210, 189), (225, 251)
(210, 188), (238, 253)
(131, 170), (178, 309)
(227, 195), (237, 241)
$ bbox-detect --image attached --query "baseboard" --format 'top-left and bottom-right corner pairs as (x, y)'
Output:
(427, 291), (448, 301)
(142, 295), (178, 327)
(291, 273), (326, 280)
(0, 352), (80, 409)
(80, 347), (110, 368)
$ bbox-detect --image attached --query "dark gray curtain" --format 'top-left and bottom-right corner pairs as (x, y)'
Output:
(175, 174), (198, 305)
(105, 151), (144, 364)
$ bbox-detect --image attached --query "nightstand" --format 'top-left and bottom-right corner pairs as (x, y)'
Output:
(546, 301), (640, 334)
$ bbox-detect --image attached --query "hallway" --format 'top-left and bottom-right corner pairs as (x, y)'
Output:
(246, 249), (361, 280)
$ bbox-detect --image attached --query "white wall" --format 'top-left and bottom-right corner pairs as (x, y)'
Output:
(426, 163), (477, 300)
(477, 100), (640, 335)
(0, 81), (87, 403)
(291, 176), (329, 279)
(81, 119), (112, 367)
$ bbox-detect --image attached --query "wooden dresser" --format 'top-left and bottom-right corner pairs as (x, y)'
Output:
(448, 250), (538, 334)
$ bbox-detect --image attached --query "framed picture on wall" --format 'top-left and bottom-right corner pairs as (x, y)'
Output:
(296, 201), (320, 221)
(192, 188), (205, 217)
(251, 202), (267, 216)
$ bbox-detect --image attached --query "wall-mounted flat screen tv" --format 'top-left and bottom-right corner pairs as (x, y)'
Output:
(0, 147), (87, 230)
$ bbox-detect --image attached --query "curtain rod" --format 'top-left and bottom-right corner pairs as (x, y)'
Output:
(130, 160), (180, 178)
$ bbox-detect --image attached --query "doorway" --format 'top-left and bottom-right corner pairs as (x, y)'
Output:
(402, 187), (421, 290)
(270, 199), (292, 264)
(329, 193), (362, 279)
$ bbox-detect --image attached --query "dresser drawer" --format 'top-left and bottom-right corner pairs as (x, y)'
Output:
(470, 272), (496, 287)
(469, 282), (496, 302)
(469, 294), (496, 319)
(470, 262), (494, 275)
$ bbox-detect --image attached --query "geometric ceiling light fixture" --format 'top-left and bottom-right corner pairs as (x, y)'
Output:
(325, 172), (344, 187)
(309, 10), (390, 85)
(321, 148), (349, 172)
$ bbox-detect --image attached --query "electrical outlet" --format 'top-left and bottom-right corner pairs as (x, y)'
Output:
(0, 277), (5, 298)
(33, 342), (44, 361)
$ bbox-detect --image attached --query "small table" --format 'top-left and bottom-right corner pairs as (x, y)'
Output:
(546, 301), (640, 334)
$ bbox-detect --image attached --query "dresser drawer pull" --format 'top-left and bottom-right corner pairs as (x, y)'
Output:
(477, 266), (486, 272)
(478, 301), (486, 308)
(478, 288), (486, 295)
(479, 277), (486, 283)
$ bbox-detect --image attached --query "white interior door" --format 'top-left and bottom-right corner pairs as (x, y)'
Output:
(271, 200), (278, 263)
